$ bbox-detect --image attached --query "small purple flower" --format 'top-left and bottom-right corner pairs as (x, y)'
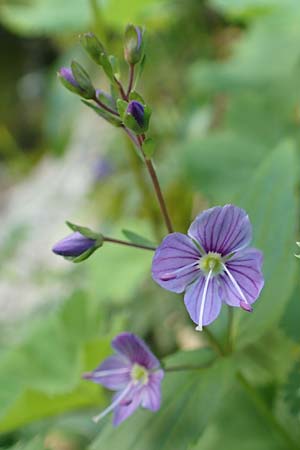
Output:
(52, 232), (96, 257)
(83, 332), (164, 426)
(127, 100), (144, 127)
(152, 205), (264, 331)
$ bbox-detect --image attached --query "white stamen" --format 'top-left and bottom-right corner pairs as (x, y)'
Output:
(160, 261), (198, 281)
(92, 383), (132, 423)
(86, 368), (130, 378)
(195, 270), (212, 332)
(222, 264), (249, 305)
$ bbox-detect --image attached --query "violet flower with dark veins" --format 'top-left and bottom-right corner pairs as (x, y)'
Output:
(152, 204), (264, 331)
(83, 332), (164, 426)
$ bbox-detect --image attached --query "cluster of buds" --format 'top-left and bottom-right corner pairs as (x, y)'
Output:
(58, 25), (150, 136)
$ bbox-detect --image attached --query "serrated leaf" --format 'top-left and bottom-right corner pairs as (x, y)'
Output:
(233, 141), (298, 348)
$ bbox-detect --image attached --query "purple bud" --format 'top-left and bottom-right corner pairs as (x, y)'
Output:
(52, 232), (96, 257)
(127, 100), (144, 127)
(59, 67), (79, 88)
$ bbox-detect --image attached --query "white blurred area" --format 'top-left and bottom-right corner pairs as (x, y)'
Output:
(0, 111), (111, 323)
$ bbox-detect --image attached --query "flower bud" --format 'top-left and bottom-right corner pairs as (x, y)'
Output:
(80, 32), (105, 66)
(123, 100), (151, 134)
(124, 24), (143, 65)
(52, 232), (96, 258)
(71, 61), (95, 99)
(52, 223), (104, 262)
(58, 67), (85, 96)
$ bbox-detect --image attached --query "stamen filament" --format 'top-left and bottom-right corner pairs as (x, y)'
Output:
(84, 367), (131, 379)
(93, 383), (132, 423)
(160, 261), (199, 281)
(222, 264), (250, 307)
(196, 270), (212, 332)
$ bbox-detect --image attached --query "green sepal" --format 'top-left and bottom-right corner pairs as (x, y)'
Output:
(122, 229), (156, 248)
(82, 100), (122, 127)
(71, 246), (98, 263)
(124, 24), (144, 65)
(117, 99), (129, 119)
(123, 103), (151, 134)
(96, 89), (116, 110)
(134, 53), (146, 87)
(66, 221), (103, 242)
(79, 32), (106, 66)
(99, 53), (115, 82)
(142, 137), (155, 158)
(70, 60), (94, 99)
(57, 72), (84, 97)
(129, 91), (145, 103)
(109, 55), (121, 81)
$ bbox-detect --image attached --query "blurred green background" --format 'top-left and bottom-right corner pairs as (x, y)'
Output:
(1, 0), (300, 449)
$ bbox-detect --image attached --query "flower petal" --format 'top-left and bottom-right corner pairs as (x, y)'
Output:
(188, 205), (252, 256)
(112, 333), (160, 370)
(83, 355), (130, 390)
(220, 248), (264, 307)
(152, 232), (201, 293)
(141, 370), (164, 411)
(184, 275), (222, 327)
(113, 386), (142, 426)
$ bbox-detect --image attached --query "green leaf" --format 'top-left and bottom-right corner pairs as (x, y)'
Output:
(233, 140), (298, 348)
(0, 293), (111, 432)
(122, 229), (156, 248)
(191, 380), (287, 450)
(116, 99), (128, 119)
(90, 350), (233, 450)
(129, 91), (145, 104)
(182, 131), (266, 201)
(284, 361), (300, 416)
(82, 100), (122, 127)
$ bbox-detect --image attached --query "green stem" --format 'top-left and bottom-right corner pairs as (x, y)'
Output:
(125, 138), (162, 240)
(103, 236), (156, 251)
(237, 372), (299, 450)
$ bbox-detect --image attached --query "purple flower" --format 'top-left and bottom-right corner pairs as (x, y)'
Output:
(127, 100), (145, 127)
(83, 332), (164, 426)
(152, 205), (264, 331)
(52, 232), (96, 257)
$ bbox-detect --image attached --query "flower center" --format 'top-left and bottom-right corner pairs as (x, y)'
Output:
(199, 252), (223, 276)
(130, 363), (149, 385)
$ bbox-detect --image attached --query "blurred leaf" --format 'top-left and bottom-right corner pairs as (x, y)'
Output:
(281, 282), (300, 344)
(190, 5), (300, 91)
(90, 349), (233, 450)
(0, 294), (112, 432)
(211, 0), (296, 20)
(122, 229), (156, 247)
(191, 381), (287, 450)
(283, 361), (300, 416)
(233, 141), (298, 348)
(0, 0), (168, 36)
(85, 224), (153, 304)
(182, 131), (266, 201)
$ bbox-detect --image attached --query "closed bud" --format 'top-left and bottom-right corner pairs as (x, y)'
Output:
(52, 223), (104, 263)
(58, 67), (85, 96)
(124, 100), (151, 134)
(80, 32), (105, 66)
(70, 61), (95, 99)
(124, 24), (143, 65)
